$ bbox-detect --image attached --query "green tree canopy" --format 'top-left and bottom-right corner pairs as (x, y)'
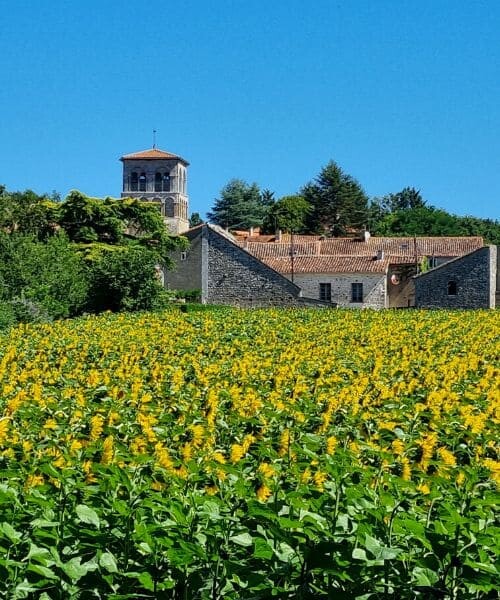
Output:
(207, 179), (268, 229)
(302, 161), (369, 236)
(189, 212), (203, 228)
(262, 195), (311, 234)
(0, 186), (188, 325)
(0, 187), (58, 240)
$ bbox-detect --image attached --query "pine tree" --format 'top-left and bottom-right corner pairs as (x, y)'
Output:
(207, 179), (267, 229)
(302, 161), (369, 236)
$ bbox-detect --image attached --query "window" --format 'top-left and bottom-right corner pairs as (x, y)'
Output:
(180, 251), (187, 261)
(319, 283), (332, 302)
(130, 172), (138, 192)
(351, 282), (363, 303)
(154, 172), (162, 192)
(162, 173), (170, 192)
(139, 173), (147, 192)
(447, 281), (457, 296)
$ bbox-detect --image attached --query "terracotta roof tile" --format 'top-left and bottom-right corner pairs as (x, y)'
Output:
(319, 237), (483, 258)
(120, 148), (189, 164)
(262, 256), (389, 274)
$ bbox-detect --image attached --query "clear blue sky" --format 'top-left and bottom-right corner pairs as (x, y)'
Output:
(1, 0), (499, 219)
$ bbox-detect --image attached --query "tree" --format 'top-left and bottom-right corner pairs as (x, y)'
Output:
(0, 232), (89, 321)
(207, 179), (268, 229)
(302, 162), (369, 236)
(0, 188), (58, 240)
(57, 191), (184, 267)
(262, 195), (311, 234)
(369, 187), (426, 229)
(189, 212), (203, 228)
(85, 245), (164, 313)
(372, 206), (463, 236)
(260, 189), (275, 207)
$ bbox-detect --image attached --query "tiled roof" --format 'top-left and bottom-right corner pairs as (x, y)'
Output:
(244, 241), (322, 258)
(243, 236), (482, 257)
(262, 256), (389, 274)
(319, 237), (483, 258)
(120, 148), (189, 164)
(240, 236), (484, 274)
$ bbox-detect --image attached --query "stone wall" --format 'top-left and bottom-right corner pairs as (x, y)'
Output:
(387, 266), (416, 308)
(414, 246), (496, 309)
(164, 231), (202, 293)
(292, 273), (386, 308)
(205, 227), (303, 307)
(121, 158), (189, 234)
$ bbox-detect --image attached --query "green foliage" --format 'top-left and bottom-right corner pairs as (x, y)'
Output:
(369, 188), (500, 243)
(0, 309), (497, 597)
(58, 191), (124, 244)
(262, 195), (311, 234)
(260, 189), (275, 207)
(189, 212), (203, 227)
(0, 303), (15, 330)
(0, 187), (187, 324)
(0, 187), (58, 240)
(0, 232), (89, 322)
(85, 245), (165, 313)
(207, 179), (268, 229)
(372, 187), (426, 217)
(302, 161), (369, 235)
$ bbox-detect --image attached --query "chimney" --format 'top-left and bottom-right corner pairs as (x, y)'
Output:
(249, 226), (254, 237)
(276, 229), (282, 242)
(364, 230), (371, 242)
(376, 249), (384, 260)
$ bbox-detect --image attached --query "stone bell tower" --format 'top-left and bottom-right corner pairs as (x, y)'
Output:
(120, 146), (189, 234)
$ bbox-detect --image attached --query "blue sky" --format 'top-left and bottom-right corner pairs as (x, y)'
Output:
(1, 0), (498, 219)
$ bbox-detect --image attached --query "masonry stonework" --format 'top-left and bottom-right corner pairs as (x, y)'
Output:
(120, 148), (189, 234)
(164, 230), (202, 293)
(205, 227), (303, 307)
(292, 273), (386, 308)
(414, 246), (497, 309)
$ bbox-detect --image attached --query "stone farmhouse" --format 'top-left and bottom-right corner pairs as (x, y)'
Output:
(119, 146), (498, 309)
(233, 230), (497, 309)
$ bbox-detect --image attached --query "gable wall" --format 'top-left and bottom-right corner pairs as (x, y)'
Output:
(164, 233), (202, 293)
(206, 227), (302, 307)
(414, 246), (496, 309)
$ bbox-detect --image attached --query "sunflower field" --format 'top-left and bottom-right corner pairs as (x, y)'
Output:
(0, 308), (498, 599)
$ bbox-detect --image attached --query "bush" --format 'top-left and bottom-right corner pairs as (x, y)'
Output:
(0, 302), (15, 330)
(0, 232), (89, 321)
(85, 245), (165, 313)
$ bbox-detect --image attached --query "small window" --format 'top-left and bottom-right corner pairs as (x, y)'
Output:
(351, 282), (363, 303)
(130, 172), (138, 192)
(139, 173), (147, 192)
(447, 281), (457, 296)
(180, 251), (187, 261)
(319, 283), (332, 302)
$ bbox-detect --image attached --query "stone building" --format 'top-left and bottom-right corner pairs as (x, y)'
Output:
(236, 232), (485, 308)
(165, 224), (328, 307)
(120, 147), (189, 234)
(414, 246), (498, 309)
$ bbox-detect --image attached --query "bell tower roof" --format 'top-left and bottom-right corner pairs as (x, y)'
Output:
(120, 147), (189, 165)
